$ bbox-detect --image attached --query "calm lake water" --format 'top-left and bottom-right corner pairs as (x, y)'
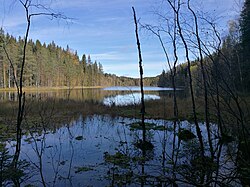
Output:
(0, 87), (242, 186)
(5, 115), (236, 186)
(103, 86), (167, 106)
(0, 86), (184, 105)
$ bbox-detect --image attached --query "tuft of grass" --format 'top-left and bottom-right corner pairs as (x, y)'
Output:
(134, 140), (154, 151)
(75, 136), (84, 141)
(153, 125), (165, 131)
(128, 122), (166, 131)
(75, 166), (93, 173)
(128, 122), (156, 131)
(104, 152), (130, 168)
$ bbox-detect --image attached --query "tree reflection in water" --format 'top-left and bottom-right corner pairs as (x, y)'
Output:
(2, 115), (246, 186)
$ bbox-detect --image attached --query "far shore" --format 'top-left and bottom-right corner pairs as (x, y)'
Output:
(0, 86), (105, 92)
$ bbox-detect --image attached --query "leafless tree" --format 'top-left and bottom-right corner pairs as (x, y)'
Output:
(167, 0), (205, 159)
(141, 11), (181, 183)
(187, 0), (214, 158)
(1, 0), (70, 174)
(132, 7), (146, 144)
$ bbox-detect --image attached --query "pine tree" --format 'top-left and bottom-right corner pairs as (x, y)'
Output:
(0, 29), (114, 88)
(0, 28), (4, 88)
(240, 0), (250, 50)
(81, 54), (87, 86)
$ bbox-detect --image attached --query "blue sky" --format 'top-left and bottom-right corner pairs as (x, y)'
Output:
(0, 0), (241, 78)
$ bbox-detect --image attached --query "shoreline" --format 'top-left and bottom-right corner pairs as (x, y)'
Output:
(0, 86), (105, 92)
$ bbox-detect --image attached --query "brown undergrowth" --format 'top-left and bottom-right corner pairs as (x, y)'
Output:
(0, 95), (249, 132)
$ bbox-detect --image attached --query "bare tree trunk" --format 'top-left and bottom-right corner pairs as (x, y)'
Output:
(236, 52), (244, 92)
(168, 0), (205, 158)
(3, 63), (6, 88)
(194, 19), (224, 136)
(8, 64), (11, 88)
(171, 12), (179, 181)
(187, 0), (213, 158)
(142, 13), (180, 181)
(12, 1), (31, 167)
(0, 56), (3, 88)
(132, 7), (146, 143)
(2, 32), (24, 173)
(3, 0), (68, 170)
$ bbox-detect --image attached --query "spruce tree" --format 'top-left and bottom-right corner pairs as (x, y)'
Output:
(240, 0), (250, 91)
(0, 29), (110, 88)
(240, 0), (250, 50)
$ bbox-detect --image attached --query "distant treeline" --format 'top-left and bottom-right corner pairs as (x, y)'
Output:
(0, 28), (157, 88)
(157, 20), (250, 93)
(156, 0), (250, 93)
(1, 17), (248, 92)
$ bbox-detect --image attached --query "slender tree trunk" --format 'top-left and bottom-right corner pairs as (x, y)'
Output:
(132, 7), (146, 143)
(170, 0), (205, 158)
(12, 1), (32, 168)
(187, 0), (213, 158)
(8, 64), (11, 88)
(214, 59), (223, 135)
(0, 56), (3, 88)
(3, 63), (6, 88)
(144, 18), (180, 181)
(236, 52), (244, 92)
(4, 1), (67, 171)
(198, 21), (224, 136)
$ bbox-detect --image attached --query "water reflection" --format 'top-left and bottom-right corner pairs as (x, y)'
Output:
(103, 86), (176, 91)
(1, 87), (247, 186)
(1, 115), (242, 186)
(0, 88), (105, 102)
(103, 93), (160, 106)
(0, 87), (184, 103)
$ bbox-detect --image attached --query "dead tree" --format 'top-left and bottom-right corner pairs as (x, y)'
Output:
(187, 0), (213, 158)
(132, 7), (146, 144)
(2, 0), (69, 169)
(167, 0), (205, 158)
(141, 14), (180, 181)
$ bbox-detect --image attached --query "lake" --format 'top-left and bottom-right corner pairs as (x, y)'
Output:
(0, 87), (244, 186)
(0, 86), (184, 105)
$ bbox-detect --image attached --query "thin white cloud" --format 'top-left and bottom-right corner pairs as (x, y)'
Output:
(95, 16), (126, 23)
(1, 16), (26, 28)
(91, 52), (127, 61)
(0, 0), (25, 29)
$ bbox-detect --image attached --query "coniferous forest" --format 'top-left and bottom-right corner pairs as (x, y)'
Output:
(0, 29), (148, 89)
